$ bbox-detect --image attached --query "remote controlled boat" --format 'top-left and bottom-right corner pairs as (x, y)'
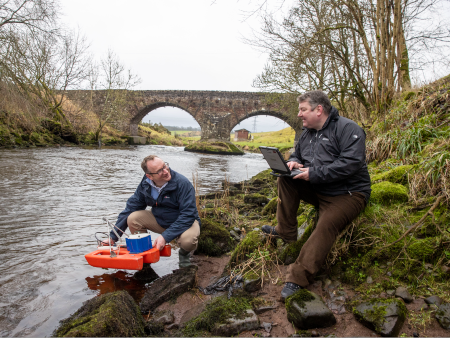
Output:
(85, 217), (171, 270)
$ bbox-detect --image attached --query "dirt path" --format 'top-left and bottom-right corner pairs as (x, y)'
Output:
(154, 254), (449, 337)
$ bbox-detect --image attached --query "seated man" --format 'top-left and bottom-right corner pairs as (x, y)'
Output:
(106, 155), (201, 267)
(262, 91), (371, 300)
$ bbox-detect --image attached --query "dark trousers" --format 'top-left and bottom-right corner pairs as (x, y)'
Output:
(275, 176), (366, 287)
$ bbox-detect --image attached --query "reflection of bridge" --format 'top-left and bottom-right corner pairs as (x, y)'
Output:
(69, 90), (302, 141)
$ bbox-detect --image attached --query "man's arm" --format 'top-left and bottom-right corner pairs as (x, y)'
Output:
(160, 181), (197, 244)
(308, 125), (367, 184)
(109, 177), (148, 242)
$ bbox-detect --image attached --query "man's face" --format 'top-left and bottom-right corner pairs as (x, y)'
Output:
(146, 157), (171, 185)
(298, 101), (321, 130)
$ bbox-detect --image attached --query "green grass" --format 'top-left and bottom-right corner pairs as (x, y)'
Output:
(233, 127), (296, 151)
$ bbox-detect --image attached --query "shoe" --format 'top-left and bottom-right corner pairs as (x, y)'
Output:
(261, 225), (281, 237)
(178, 248), (191, 268)
(280, 282), (303, 302)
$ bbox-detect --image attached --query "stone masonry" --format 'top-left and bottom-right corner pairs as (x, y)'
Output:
(65, 90), (302, 141)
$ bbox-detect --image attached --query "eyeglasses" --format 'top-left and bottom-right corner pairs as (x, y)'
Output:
(149, 162), (169, 175)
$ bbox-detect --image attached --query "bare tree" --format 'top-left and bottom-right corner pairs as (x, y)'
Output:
(88, 49), (141, 144)
(249, 0), (450, 116)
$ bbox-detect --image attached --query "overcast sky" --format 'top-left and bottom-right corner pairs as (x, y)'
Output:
(60, 0), (290, 131)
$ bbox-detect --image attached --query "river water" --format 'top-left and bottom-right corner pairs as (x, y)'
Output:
(0, 145), (269, 337)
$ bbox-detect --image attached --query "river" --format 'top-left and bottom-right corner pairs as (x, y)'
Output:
(0, 145), (269, 337)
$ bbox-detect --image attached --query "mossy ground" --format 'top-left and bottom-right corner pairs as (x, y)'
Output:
(185, 141), (244, 155)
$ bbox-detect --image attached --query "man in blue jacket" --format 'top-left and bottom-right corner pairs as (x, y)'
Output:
(107, 155), (201, 267)
(262, 91), (371, 300)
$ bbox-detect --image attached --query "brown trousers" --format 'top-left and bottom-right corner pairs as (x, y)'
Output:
(127, 210), (200, 252)
(275, 177), (366, 287)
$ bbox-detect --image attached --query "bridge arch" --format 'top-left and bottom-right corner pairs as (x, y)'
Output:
(129, 102), (201, 136)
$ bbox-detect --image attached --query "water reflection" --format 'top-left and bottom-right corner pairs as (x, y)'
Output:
(85, 265), (160, 302)
(0, 145), (269, 337)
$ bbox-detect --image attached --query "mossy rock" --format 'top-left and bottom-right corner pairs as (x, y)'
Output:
(370, 181), (408, 205)
(371, 165), (415, 185)
(407, 237), (439, 261)
(181, 295), (253, 336)
(196, 218), (233, 256)
(244, 193), (270, 206)
(53, 290), (144, 337)
(185, 141), (244, 155)
(279, 224), (315, 264)
(353, 298), (407, 337)
(228, 230), (266, 267)
(262, 197), (278, 215)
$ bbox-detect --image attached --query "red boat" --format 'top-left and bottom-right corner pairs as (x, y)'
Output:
(85, 245), (171, 270)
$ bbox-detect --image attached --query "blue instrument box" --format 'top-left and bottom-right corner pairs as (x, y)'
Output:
(126, 233), (152, 254)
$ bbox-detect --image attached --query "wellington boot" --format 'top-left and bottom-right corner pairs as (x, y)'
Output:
(178, 248), (191, 268)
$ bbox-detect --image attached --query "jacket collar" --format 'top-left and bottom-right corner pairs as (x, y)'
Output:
(143, 169), (179, 192)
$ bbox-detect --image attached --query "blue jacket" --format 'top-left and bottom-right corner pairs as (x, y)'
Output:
(110, 169), (200, 243)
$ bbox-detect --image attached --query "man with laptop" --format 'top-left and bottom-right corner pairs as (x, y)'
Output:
(261, 91), (371, 301)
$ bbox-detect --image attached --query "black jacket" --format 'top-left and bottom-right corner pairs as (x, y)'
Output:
(289, 106), (371, 201)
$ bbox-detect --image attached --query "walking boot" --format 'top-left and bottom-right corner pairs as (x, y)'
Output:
(178, 248), (191, 268)
(280, 282), (303, 302)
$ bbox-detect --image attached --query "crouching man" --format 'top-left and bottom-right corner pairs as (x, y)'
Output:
(107, 155), (201, 268)
(262, 91), (371, 300)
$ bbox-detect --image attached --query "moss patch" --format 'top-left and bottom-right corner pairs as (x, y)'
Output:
(279, 224), (315, 264)
(228, 230), (266, 267)
(197, 218), (233, 256)
(370, 181), (408, 205)
(181, 295), (252, 336)
(407, 237), (438, 261)
(262, 197), (278, 215)
(371, 165), (415, 185)
(53, 290), (144, 337)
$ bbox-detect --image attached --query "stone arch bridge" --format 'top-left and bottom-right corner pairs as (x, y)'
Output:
(68, 90), (302, 141)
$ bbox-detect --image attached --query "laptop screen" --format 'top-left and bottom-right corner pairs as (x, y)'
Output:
(260, 147), (289, 172)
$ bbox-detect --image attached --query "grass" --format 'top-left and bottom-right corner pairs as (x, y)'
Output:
(233, 127), (296, 151)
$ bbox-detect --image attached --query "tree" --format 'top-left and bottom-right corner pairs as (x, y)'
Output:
(88, 50), (141, 143)
(249, 0), (450, 116)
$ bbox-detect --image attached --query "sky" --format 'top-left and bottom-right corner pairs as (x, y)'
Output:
(60, 0), (291, 132)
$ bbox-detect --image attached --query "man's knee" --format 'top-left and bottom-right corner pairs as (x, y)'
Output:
(178, 221), (200, 252)
(127, 210), (148, 233)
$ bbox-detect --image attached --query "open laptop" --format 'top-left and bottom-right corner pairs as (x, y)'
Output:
(259, 146), (305, 177)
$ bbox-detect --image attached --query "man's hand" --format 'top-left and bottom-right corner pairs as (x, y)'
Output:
(293, 167), (310, 181)
(101, 239), (116, 246)
(287, 161), (303, 170)
(154, 236), (166, 251)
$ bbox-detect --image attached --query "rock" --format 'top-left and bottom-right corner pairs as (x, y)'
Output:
(233, 227), (242, 234)
(441, 265), (450, 275)
(244, 193), (270, 206)
(197, 218), (233, 256)
(145, 321), (165, 336)
(286, 289), (336, 329)
(324, 279), (332, 289)
(366, 276), (373, 284)
(262, 197), (278, 215)
(166, 323), (179, 330)
(353, 299), (407, 337)
(436, 303), (450, 330)
(262, 322), (272, 333)
(152, 309), (175, 325)
(395, 287), (413, 303)
(310, 330), (320, 337)
(387, 272), (392, 277)
(262, 333), (271, 337)
(52, 290), (145, 337)
(244, 274), (262, 293)
(425, 296), (443, 307)
(180, 302), (207, 325)
(230, 230), (241, 241)
(211, 309), (260, 336)
(253, 300), (276, 314)
(140, 265), (198, 314)
(370, 181), (409, 205)
(133, 263), (160, 282)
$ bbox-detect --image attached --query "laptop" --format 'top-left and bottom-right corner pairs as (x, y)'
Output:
(259, 146), (305, 177)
